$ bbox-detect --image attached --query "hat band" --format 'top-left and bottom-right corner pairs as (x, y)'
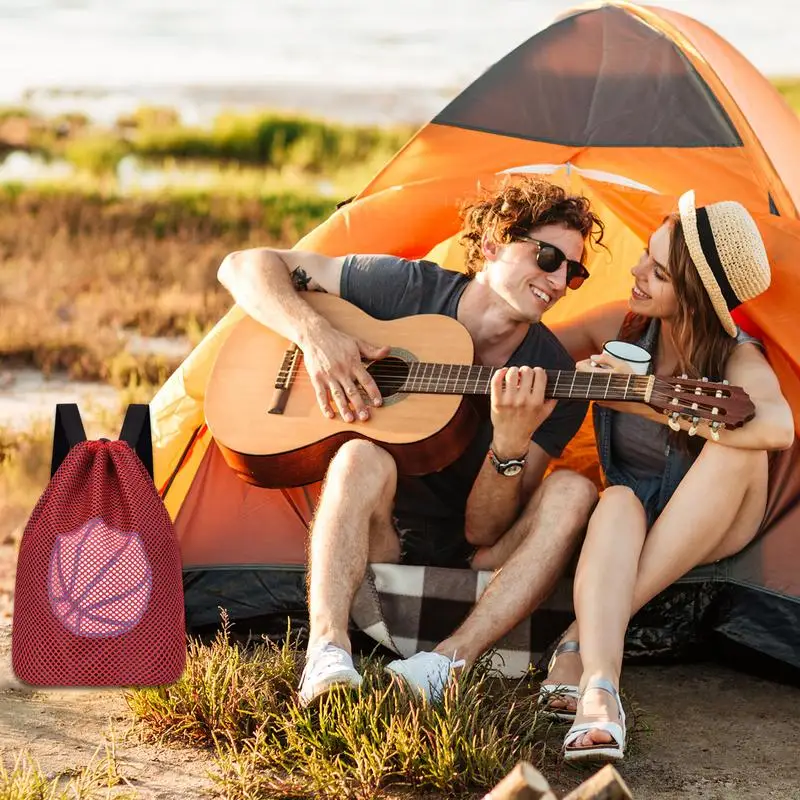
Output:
(696, 206), (741, 312)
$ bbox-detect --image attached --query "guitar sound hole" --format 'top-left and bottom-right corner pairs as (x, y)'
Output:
(366, 356), (410, 399)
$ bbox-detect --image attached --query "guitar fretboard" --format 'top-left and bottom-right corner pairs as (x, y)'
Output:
(399, 363), (651, 401)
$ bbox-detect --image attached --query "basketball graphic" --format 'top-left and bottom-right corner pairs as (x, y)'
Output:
(48, 517), (153, 638)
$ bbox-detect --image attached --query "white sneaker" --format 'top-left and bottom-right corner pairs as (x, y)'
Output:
(298, 641), (363, 707)
(385, 650), (465, 703)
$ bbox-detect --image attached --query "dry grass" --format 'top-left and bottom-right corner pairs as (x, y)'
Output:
(124, 621), (575, 800)
(0, 179), (335, 545)
(0, 186), (334, 381)
(0, 421), (53, 544)
(0, 735), (134, 800)
(0, 394), (161, 545)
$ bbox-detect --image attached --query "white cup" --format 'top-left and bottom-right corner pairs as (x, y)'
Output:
(601, 340), (652, 375)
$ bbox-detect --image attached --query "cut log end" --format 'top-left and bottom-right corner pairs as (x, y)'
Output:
(562, 764), (634, 800)
(483, 761), (558, 800)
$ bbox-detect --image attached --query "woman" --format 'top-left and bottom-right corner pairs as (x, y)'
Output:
(541, 191), (794, 762)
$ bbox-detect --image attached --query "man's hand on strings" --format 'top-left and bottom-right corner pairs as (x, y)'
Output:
(301, 323), (390, 422)
(489, 366), (556, 457)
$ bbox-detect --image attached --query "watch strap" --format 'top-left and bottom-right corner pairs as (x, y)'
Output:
(488, 445), (527, 475)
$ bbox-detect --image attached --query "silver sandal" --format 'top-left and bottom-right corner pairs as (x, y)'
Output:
(563, 676), (626, 763)
(537, 639), (580, 722)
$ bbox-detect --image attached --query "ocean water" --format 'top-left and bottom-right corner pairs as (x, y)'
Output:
(1, 0), (799, 124)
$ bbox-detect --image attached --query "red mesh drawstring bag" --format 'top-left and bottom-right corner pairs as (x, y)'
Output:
(12, 404), (186, 687)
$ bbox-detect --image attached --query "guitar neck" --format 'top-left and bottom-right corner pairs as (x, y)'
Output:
(399, 363), (654, 403)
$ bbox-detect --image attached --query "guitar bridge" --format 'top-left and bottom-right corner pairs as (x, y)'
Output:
(269, 345), (302, 415)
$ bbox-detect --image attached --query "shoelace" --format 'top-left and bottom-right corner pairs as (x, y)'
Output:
(430, 650), (465, 691)
(447, 650), (466, 672)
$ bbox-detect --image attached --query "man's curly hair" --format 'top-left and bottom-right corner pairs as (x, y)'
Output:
(459, 176), (605, 278)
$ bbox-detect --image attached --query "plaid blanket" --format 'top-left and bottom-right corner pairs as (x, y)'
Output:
(350, 563), (575, 678)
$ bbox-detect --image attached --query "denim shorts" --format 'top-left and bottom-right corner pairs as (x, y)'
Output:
(605, 468), (665, 529)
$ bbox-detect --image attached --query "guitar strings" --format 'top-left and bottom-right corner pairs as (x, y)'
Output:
(270, 372), (731, 422)
(274, 372), (652, 396)
(274, 369), (721, 395)
(276, 363), (652, 386)
(276, 360), (728, 389)
(274, 368), (728, 398)
(274, 375), (725, 416)
(271, 375), (730, 415)
(275, 358), (733, 397)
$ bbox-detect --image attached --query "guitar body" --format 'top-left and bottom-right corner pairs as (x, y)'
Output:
(205, 294), (479, 488)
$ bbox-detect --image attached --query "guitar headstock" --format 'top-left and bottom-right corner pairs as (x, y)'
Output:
(648, 376), (755, 440)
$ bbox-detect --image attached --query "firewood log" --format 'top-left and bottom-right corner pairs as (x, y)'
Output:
(562, 765), (633, 800)
(481, 761), (558, 800)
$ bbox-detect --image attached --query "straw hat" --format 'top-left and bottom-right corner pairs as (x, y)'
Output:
(678, 190), (771, 337)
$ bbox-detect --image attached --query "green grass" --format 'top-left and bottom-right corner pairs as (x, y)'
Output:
(0, 106), (36, 122)
(129, 110), (412, 172)
(125, 622), (570, 800)
(0, 105), (414, 178)
(0, 146), (386, 202)
(1, 77), (798, 177)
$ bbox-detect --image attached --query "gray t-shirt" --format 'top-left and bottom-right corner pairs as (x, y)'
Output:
(610, 327), (764, 479)
(340, 254), (588, 521)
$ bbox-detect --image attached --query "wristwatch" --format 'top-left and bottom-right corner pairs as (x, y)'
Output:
(488, 445), (527, 477)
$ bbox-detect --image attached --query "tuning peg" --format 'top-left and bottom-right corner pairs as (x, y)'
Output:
(688, 416), (700, 436)
(701, 376), (709, 382)
(679, 373), (688, 380)
(710, 421), (723, 441)
(668, 412), (682, 431)
(722, 379), (730, 385)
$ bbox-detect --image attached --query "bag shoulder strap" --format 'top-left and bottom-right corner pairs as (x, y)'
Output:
(50, 404), (88, 478)
(118, 404), (154, 481)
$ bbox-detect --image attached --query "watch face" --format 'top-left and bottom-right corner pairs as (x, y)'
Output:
(502, 464), (524, 477)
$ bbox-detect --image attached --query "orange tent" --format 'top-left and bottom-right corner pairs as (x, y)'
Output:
(152, 2), (800, 667)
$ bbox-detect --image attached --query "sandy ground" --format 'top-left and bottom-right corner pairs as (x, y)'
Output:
(0, 628), (216, 799)
(0, 541), (217, 799)
(2, 540), (799, 799)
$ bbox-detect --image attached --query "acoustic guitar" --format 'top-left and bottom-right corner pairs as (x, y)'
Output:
(205, 294), (755, 488)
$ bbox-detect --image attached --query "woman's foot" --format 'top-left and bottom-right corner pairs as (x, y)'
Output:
(538, 628), (583, 719)
(563, 676), (626, 762)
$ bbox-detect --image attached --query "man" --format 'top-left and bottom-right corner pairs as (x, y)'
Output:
(217, 177), (602, 706)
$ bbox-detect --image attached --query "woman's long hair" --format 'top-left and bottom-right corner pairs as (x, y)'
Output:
(619, 216), (739, 454)
(620, 215), (737, 381)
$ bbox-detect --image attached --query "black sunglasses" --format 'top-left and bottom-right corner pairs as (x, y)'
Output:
(514, 235), (590, 290)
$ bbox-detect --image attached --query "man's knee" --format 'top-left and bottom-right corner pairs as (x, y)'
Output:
(327, 439), (397, 488)
(508, 470), (598, 552)
(531, 469), (599, 512)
